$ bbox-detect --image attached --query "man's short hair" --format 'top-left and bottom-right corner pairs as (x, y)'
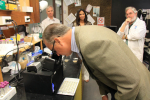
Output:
(46, 5), (54, 12)
(43, 23), (71, 44)
(125, 6), (137, 14)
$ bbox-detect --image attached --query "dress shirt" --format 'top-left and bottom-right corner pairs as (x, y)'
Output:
(71, 27), (82, 59)
(41, 17), (60, 32)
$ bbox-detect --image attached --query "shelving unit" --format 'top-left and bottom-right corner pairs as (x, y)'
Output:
(0, 0), (40, 82)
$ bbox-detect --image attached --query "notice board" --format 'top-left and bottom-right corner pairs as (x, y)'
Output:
(68, 0), (112, 26)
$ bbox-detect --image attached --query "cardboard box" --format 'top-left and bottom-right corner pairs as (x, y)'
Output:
(5, 4), (17, 10)
(19, 59), (28, 69)
(24, 36), (35, 43)
(18, 0), (29, 11)
(22, 6), (33, 12)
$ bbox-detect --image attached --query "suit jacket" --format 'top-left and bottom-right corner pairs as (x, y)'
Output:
(74, 25), (150, 100)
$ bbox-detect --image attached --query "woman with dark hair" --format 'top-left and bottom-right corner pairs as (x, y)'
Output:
(74, 8), (92, 26)
(74, 9), (92, 82)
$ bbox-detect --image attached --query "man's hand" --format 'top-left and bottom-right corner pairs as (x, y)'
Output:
(120, 18), (132, 32)
(102, 95), (108, 100)
(125, 18), (132, 25)
(122, 34), (126, 39)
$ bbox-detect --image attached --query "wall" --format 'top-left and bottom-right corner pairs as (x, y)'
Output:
(55, 4), (60, 21)
(111, 0), (150, 37)
(63, 1), (68, 26)
(68, 0), (112, 26)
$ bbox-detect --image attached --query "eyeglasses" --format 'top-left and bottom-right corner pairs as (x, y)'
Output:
(52, 41), (56, 54)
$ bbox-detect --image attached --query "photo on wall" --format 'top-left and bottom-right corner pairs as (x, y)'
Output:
(93, 6), (100, 17)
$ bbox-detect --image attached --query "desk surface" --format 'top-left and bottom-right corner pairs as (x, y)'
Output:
(0, 37), (42, 61)
(9, 53), (81, 100)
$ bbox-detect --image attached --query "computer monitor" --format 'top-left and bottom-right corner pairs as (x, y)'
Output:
(106, 26), (117, 33)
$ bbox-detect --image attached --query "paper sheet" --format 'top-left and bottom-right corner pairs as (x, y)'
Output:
(86, 4), (92, 13)
(65, 13), (76, 24)
(64, 0), (74, 6)
(87, 14), (95, 24)
(0, 44), (14, 55)
(75, 0), (81, 6)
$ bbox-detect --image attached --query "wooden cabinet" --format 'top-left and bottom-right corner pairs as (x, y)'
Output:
(0, 0), (40, 38)
(0, 0), (40, 25)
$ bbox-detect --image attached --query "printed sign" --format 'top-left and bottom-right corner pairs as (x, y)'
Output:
(97, 17), (104, 26)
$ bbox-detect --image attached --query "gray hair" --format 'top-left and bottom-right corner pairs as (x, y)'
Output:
(43, 23), (71, 44)
(46, 5), (54, 12)
(125, 6), (137, 14)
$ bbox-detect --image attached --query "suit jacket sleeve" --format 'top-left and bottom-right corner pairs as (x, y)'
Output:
(82, 39), (140, 100)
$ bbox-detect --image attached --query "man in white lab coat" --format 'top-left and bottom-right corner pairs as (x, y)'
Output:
(117, 6), (146, 62)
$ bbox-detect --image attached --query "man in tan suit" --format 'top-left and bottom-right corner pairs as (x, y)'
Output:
(43, 23), (150, 100)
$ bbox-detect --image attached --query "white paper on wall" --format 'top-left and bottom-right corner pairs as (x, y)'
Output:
(64, 0), (74, 6)
(87, 14), (95, 24)
(74, 0), (81, 6)
(86, 4), (92, 13)
(65, 13), (76, 24)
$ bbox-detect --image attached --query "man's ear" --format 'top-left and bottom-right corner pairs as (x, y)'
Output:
(135, 12), (137, 16)
(54, 37), (63, 46)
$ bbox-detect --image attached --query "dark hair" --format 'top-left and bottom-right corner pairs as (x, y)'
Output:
(76, 9), (88, 26)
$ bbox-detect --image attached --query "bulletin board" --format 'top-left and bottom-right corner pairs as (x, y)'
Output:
(68, 0), (112, 26)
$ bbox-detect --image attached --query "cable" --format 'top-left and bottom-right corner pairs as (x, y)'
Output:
(11, 21), (20, 78)
(27, 18), (34, 34)
(4, 19), (22, 82)
(3, 46), (26, 59)
(27, 18), (34, 24)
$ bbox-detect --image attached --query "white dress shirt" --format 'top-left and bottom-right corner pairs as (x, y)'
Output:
(40, 17), (60, 32)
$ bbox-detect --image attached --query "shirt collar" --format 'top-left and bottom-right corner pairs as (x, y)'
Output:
(129, 17), (137, 28)
(47, 17), (55, 21)
(71, 27), (80, 53)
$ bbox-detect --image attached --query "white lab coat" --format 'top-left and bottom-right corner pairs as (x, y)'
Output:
(117, 18), (146, 62)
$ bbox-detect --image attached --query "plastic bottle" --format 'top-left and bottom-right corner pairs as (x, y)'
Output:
(0, 82), (7, 93)
(38, 23), (43, 39)
(4, 81), (10, 92)
(0, 0), (6, 10)
(0, 84), (5, 97)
